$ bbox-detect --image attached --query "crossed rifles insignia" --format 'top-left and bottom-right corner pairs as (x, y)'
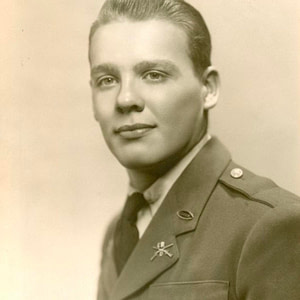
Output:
(150, 241), (174, 261)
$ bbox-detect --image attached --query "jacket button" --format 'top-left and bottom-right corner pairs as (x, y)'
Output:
(230, 168), (243, 179)
(177, 210), (194, 220)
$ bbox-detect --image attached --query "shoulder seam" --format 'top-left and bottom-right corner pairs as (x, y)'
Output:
(219, 180), (275, 208)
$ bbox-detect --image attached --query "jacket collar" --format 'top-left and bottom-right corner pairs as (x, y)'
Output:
(110, 137), (231, 300)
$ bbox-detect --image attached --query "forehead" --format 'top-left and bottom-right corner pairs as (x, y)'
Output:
(89, 19), (193, 69)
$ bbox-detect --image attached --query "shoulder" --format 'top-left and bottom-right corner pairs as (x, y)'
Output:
(218, 160), (300, 209)
(218, 162), (300, 299)
(214, 160), (300, 249)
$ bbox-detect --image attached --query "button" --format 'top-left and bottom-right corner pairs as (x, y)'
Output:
(230, 168), (243, 179)
(177, 210), (194, 220)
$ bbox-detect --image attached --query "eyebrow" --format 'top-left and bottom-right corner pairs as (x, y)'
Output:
(133, 60), (181, 76)
(90, 63), (120, 79)
(90, 60), (181, 78)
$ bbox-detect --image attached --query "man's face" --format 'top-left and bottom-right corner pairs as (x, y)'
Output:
(90, 19), (209, 172)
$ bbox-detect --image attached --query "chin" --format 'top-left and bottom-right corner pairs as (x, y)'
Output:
(110, 143), (153, 166)
(117, 156), (156, 170)
(113, 149), (158, 169)
(115, 151), (179, 176)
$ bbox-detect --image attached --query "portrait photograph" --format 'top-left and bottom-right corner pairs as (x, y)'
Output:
(1, 0), (299, 299)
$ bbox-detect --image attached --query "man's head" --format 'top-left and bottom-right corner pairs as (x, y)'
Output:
(89, 0), (219, 176)
(89, 0), (211, 75)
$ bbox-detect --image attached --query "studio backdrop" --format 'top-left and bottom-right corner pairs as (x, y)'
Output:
(1, 0), (299, 299)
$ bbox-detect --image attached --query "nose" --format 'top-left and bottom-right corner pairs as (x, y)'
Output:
(116, 80), (144, 113)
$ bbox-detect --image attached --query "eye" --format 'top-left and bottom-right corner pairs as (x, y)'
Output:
(95, 76), (118, 88)
(143, 71), (167, 82)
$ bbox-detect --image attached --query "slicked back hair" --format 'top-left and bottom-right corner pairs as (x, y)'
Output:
(88, 0), (212, 75)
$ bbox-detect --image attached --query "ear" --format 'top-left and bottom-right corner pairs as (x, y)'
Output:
(201, 66), (220, 110)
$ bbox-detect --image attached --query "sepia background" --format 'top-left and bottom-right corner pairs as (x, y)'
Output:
(1, 0), (299, 299)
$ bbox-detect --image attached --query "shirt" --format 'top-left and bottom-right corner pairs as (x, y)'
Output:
(128, 134), (211, 237)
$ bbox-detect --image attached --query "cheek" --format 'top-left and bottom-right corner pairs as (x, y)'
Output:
(92, 93), (113, 124)
(151, 85), (203, 127)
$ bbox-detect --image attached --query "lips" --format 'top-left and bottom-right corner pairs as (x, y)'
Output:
(115, 123), (156, 139)
(115, 123), (155, 133)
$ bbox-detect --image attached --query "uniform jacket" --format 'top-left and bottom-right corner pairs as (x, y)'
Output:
(97, 137), (300, 300)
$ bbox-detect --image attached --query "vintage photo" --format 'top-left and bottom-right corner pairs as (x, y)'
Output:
(1, 0), (299, 299)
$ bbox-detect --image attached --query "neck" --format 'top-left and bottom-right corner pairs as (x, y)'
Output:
(127, 149), (187, 191)
(127, 143), (197, 191)
(127, 131), (208, 191)
(127, 151), (185, 191)
(127, 169), (158, 192)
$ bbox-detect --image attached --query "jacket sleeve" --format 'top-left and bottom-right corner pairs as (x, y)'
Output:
(236, 204), (300, 300)
(97, 215), (119, 300)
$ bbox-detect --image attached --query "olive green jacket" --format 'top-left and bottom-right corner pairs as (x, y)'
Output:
(97, 137), (300, 300)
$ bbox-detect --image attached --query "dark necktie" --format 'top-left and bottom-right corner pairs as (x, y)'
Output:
(114, 193), (148, 275)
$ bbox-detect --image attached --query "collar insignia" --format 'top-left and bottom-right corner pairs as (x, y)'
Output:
(150, 241), (174, 261)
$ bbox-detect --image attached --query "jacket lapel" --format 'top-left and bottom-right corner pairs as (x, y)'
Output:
(110, 194), (180, 300)
(110, 137), (231, 300)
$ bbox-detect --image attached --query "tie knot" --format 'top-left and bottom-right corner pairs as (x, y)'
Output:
(123, 193), (148, 224)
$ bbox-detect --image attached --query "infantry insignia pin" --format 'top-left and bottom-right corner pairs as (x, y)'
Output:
(150, 241), (174, 261)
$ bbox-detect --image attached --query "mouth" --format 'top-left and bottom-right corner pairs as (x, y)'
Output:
(115, 123), (156, 139)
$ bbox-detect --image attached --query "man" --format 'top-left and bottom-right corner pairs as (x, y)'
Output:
(88, 0), (300, 299)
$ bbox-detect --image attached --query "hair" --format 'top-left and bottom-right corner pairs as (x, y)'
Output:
(88, 0), (212, 75)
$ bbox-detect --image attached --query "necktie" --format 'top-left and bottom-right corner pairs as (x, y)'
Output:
(114, 193), (148, 275)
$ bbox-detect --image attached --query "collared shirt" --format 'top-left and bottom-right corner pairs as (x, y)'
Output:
(128, 134), (211, 238)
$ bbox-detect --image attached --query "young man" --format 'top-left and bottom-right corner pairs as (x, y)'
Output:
(89, 0), (300, 299)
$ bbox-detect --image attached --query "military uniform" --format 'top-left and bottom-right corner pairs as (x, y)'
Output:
(97, 137), (300, 300)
